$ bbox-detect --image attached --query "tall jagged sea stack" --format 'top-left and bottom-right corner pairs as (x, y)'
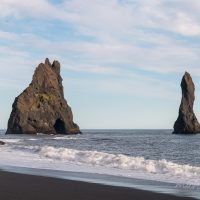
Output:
(6, 58), (80, 135)
(173, 72), (200, 134)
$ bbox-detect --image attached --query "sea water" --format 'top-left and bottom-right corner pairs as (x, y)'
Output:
(0, 129), (200, 198)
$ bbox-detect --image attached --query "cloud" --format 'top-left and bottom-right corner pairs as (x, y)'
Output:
(173, 12), (200, 36)
(58, 0), (200, 38)
(63, 63), (120, 75)
(0, 30), (18, 40)
(1, 0), (200, 37)
(0, 0), (65, 19)
(0, 0), (200, 76)
(63, 73), (179, 100)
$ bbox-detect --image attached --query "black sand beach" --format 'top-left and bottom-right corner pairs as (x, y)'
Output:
(0, 171), (196, 200)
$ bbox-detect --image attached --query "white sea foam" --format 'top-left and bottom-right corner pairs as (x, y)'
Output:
(39, 146), (200, 185)
(53, 136), (79, 140)
(28, 138), (38, 141)
(2, 139), (22, 143)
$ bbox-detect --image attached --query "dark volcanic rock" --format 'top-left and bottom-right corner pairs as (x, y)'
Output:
(6, 58), (80, 135)
(0, 141), (5, 145)
(173, 72), (200, 134)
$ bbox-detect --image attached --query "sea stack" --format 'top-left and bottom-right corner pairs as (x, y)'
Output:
(6, 58), (80, 135)
(173, 72), (200, 134)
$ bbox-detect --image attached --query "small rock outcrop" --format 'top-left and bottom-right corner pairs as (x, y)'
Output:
(6, 58), (80, 135)
(0, 141), (5, 145)
(173, 72), (200, 134)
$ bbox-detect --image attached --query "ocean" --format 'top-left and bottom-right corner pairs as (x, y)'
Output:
(0, 129), (200, 199)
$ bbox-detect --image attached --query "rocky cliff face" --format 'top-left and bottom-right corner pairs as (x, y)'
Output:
(6, 58), (80, 135)
(173, 72), (200, 134)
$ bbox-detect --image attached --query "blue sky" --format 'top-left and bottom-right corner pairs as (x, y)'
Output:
(0, 0), (200, 129)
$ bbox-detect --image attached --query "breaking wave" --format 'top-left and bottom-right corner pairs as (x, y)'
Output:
(40, 146), (200, 184)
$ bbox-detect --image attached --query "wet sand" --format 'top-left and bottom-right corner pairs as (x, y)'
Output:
(0, 171), (196, 200)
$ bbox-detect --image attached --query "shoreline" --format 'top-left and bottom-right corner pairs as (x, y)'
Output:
(0, 170), (197, 200)
(0, 166), (199, 200)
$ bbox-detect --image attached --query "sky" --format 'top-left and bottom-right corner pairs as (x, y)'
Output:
(0, 0), (200, 129)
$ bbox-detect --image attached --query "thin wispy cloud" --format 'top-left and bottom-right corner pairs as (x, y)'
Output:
(1, 0), (200, 74)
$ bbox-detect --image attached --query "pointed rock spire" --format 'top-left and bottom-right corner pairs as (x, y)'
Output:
(45, 58), (51, 66)
(173, 72), (200, 134)
(52, 60), (60, 75)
